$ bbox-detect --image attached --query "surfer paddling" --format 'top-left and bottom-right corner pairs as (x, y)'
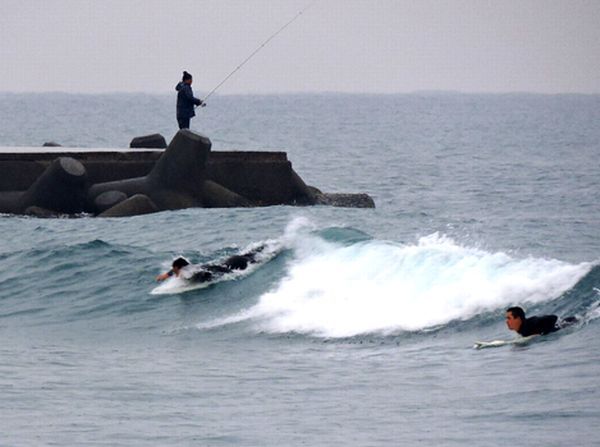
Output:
(505, 306), (577, 337)
(156, 246), (264, 283)
(473, 306), (579, 349)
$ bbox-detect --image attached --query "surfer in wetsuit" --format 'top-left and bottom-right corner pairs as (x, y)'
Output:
(155, 246), (263, 283)
(156, 257), (191, 282)
(505, 306), (577, 337)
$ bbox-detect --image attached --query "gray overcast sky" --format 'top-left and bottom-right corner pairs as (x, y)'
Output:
(1, 0), (599, 94)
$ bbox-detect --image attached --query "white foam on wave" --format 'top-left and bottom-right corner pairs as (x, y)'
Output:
(150, 274), (213, 295)
(585, 290), (600, 323)
(241, 231), (593, 338)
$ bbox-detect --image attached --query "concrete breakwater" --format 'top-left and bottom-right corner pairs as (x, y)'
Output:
(0, 130), (374, 217)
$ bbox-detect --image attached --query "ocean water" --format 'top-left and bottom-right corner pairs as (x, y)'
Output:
(0, 92), (599, 446)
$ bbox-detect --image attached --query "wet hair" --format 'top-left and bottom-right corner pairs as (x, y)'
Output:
(182, 71), (192, 81)
(172, 257), (190, 269)
(506, 306), (525, 320)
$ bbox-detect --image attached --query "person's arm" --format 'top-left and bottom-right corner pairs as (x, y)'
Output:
(540, 315), (559, 334)
(155, 270), (174, 282)
(183, 85), (203, 107)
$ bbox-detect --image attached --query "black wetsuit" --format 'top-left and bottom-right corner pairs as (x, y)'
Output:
(190, 252), (258, 283)
(517, 315), (559, 337)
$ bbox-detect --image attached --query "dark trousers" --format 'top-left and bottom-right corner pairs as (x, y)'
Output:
(177, 117), (190, 129)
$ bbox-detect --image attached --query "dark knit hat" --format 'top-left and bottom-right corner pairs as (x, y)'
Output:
(182, 71), (192, 81)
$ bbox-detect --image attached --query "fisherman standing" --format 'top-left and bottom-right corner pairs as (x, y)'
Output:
(175, 71), (203, 129)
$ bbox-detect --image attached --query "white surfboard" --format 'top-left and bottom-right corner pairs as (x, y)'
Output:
(150, 276), (213, 295)
(473, 335), (538, 350)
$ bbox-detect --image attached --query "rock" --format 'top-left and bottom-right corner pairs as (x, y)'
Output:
(0, 157), (88, 215)
(98, 194), (159, 218)
(21, 157), (88, 213)
(94, 190), (128, 213)
(314, 192), (375, 208)
(0, 191), (22, 214)
(201, 180), (252, 207)
(88, 129), (211, 211)
(289, 169), (318, 205)
(23, 206), (61, 218)
(130, 134), (167, 149)
(42, 141), (62, 147)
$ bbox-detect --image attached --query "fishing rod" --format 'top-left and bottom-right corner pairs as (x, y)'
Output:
(201, 2), (315, 104)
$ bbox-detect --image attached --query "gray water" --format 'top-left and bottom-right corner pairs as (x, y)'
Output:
(0, 93), (599, 446)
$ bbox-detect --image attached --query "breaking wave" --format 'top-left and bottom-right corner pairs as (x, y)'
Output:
(200, 225), (596, 338)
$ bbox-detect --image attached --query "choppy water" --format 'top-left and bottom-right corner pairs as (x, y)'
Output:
(1, 93), (599, 446)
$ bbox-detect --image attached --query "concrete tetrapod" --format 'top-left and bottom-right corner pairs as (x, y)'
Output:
(0, 157), (88, 215)
(130, 134), (167, 149)
(88, 129), (251, 212)
(89, 130), (210, 211)
(98, 194), (159, 217)
(94, 190), (128, 213)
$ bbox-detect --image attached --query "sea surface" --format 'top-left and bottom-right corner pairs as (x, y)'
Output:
(0, 92), (599, 446)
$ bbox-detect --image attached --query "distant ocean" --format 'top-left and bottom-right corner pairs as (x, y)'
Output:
(1, 92), (599, 446)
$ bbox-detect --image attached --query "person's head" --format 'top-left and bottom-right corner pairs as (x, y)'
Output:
(171, 257), (190, 276)
(182, 71), (193, 85)
(506, 306), (526, 332)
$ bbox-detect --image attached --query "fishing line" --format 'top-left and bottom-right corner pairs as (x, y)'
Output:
(201, 1), (315, 104)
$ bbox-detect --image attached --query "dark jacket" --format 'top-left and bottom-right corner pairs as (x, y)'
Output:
(190, 251), (260, 283)
(518, 315), (559, 336)
(176, 82), (202, 119)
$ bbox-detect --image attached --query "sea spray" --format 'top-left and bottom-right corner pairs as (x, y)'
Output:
(243, 232), (593, 337)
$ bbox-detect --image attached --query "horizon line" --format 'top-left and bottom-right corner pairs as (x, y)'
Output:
(1, 90), (599, 97)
